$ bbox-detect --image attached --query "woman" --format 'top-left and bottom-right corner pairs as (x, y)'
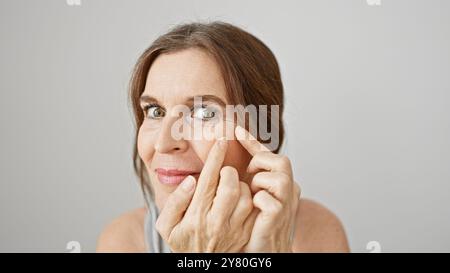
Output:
(96, 21), (350, 252)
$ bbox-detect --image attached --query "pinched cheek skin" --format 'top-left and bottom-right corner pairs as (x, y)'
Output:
(137, 125), (250, 184)
(224, 140), (252, 177)
(191, 139), (251, 180)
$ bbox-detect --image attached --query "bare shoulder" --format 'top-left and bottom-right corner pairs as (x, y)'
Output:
(292, 198), (350, 253)
(96, 207), (148, 253)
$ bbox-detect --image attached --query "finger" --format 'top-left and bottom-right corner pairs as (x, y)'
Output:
(241, 208), (258, 245)
(235, 125), (270, 156)
(190, 137), (228, 208)
(246, 152), (293, 176)
(155, 176), (196, 241)
(253, 190), (283, 224)
(250, 171), (292, 201)
(230, 181), (254, 226)
(209, 166), (241, 225)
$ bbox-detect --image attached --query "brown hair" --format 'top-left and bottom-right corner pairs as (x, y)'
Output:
(128, 21), (284, 201)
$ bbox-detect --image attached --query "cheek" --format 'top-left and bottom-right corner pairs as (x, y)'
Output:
(138, 125), (168, 210)
(190, 139), (215, 161)
(137, 125), (157, 163)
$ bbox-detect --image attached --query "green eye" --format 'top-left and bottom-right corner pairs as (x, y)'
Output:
(145, 105), (165, 119)
(192, 106), (217, 121)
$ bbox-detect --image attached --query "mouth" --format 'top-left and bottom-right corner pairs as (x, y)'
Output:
(155, 168), (201, 185)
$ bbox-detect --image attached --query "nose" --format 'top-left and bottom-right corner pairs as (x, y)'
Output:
(154, 115), (189, 154)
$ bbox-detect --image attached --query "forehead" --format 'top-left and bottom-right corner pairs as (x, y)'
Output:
(143, 48), (228, 104)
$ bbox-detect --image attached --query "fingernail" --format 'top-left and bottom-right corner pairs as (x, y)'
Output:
(235, 126), (245, 140)
(218, 136), (227, 148)
(181, 176), (195, 192)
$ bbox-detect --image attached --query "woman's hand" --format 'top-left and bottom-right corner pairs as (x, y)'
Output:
(235, 126), (301, 253)
(155, 138), (257, 252)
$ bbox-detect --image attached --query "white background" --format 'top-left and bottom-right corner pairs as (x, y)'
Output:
(1, 0), (449, 252)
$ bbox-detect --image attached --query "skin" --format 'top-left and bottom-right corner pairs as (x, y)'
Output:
(96, 49), (350, 252)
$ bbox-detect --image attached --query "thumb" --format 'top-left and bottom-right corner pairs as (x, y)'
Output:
(155, 175), (196, 241)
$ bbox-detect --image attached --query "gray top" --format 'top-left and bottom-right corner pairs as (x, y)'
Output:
(144, 198), (172, 253)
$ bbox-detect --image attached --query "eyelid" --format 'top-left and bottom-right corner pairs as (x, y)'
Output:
(190, 102), (222, 111)
(142, 103), (162, 111)
(191, 104), (221, 114)
(191, 104), (206, 111)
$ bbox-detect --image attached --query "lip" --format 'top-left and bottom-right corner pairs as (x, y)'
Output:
(155, 168), (200, 185)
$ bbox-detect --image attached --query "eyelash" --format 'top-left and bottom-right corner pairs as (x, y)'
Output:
(142, 103), (159, 113)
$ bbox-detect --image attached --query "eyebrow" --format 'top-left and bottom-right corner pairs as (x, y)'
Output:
(139, 95), (159, 105)
(186, 95), (226, 107)
(139, 94), (227, 107)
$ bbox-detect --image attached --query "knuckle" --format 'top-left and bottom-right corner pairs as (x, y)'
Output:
(253, 171), (264, 180)
(253, 190), (265, 202)
(252, 152), (266, 163)
(277, 172), (291, 187)
(277, 155), (291, 169)
(221, 184), (240, 199)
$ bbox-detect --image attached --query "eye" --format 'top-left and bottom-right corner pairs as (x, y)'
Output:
(144, 104), (165, 119)
(192, 105), (217, 121)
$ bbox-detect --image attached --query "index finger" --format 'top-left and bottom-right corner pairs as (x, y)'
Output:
(234, 125), (270, 156)
(190, 137), (228, 208)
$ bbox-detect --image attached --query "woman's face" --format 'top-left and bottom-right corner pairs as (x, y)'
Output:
(137, 48), (252, 209)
